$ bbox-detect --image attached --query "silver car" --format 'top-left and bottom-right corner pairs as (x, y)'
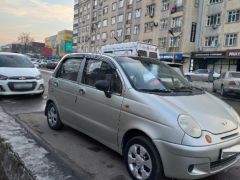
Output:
(46, 54), (240, 180)
(185, 69), (220, 82)
(213, 71), (240, 96)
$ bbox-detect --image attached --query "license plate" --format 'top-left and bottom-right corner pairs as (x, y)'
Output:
(14, 83), (32, 89)
(221, 144), (240, 160)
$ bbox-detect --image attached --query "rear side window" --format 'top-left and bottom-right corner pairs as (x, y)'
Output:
(0, 54), (34, 68)
(57, 58), (82, 82)
(149, 52), (158, 59)
(230, 72), (240, 78)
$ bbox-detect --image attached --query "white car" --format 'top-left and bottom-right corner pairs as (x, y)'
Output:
(0, 52), (44, 96)
(185, 69), (220, 82)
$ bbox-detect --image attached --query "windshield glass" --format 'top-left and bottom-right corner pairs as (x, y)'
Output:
(0, 54), (34, 68)
(116, 57), (192, 92)
(230, 72), (240, 78)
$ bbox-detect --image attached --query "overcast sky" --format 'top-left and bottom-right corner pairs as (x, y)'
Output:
(0, 0), (73, 45)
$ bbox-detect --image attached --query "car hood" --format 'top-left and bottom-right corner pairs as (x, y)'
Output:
(0, 67), (40, 77)
(154, 93), (238, 134)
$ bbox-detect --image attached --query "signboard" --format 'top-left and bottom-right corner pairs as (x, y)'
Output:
(226, 49), (240, 59)
(191, 51), (226, 59)
(160, 53), (183, 61)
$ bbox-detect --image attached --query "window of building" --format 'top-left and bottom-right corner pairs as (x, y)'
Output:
(169, 36), (180, 47)
(112, 2), (117, 11)
(57, 59), (82, 82)
(160, 18), (168, 29)
(117, 29), (123, 37)
(127, 12), (132, 20)
(143, 39), (153, 44)
(119, 0), (124, 8)
(209, 0), (223, 4)
(82, 59), (122, 94)
(159, 38), (167, 48)
(171, 16), (183, 28)
(97, 34), (101, 40)
(92, 35), (96, 41)
(135, 9), (141, 18)
(228, 10), (240, 23)
(126, 27), (131, 35)
(225, 33), (238, 46)
(117, 14), (124, 23)
(162, 1), (170, 11)
(110, 30), (115, 38)
(102, 32), (107, 40)
(127, 0), (133, 5)
(103, 19), (108, 27)
(134, 25), (140, 35)
(97, 21), (101, 28)
(103, 6), (108, 15)
(205, 36), (219, 47)
(145, 4), (155, 17)
(207, 14), (221, 26)
(111, 16), (116, 25)
(144, 22), (154, 32)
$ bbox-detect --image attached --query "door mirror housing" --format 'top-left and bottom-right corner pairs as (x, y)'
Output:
(95, 80), (111, 98)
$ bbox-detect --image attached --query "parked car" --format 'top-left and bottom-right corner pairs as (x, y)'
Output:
(46, 54), (240, 180)
(0, 52), (44, 96)
(46, 60), (59, 69)
(213, 71), (240, 96)
(185, 69), (220, 82)
(38, 59), (48, 68)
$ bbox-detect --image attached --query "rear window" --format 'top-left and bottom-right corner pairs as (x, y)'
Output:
(0, 54), (34, 68)
(230, 72), (240, 78)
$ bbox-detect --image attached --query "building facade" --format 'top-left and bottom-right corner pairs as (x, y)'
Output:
(192, 0), (240, 73)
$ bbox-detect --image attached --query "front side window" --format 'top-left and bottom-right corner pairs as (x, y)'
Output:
(57, 58), (82, 82)
(82, 59), (122, 94)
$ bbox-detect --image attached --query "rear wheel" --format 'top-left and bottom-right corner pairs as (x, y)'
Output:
(221, 85), (226, 96)
(212, 83), (217, 92)
(46, 102), (64, 130)
(124, 136), (164, 180)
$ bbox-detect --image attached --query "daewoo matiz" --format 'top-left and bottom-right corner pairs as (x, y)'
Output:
(46, 54), (240, 180)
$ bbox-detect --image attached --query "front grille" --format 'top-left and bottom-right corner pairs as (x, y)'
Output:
(9, 76), (35, 80)
(210, 153), (239, 169)
(8, 82), (37, 92)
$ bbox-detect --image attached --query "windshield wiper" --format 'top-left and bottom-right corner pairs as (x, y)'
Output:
(170, 87), (193, 92)
(138, 89), (172, 93)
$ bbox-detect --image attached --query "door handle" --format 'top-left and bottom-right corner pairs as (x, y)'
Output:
(53, 82), (58, 87)
(79, 89), (85, 95)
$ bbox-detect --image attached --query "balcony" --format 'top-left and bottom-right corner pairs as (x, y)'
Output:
(171, 5), (184, 14)
(170, 26), (182, 33)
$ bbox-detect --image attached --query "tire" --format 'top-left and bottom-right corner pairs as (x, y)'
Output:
(124, 136), (164, 180)
(221, 85), (226, 96)
(212, 83), (217, 92)
(46, 102), (64, 130)
(185, 75), (192, 82)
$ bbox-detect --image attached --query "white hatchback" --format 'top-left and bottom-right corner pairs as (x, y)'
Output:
(0, 52), (44, 95)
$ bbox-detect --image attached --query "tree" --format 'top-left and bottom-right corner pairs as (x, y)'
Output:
(17, 33), (34, 54)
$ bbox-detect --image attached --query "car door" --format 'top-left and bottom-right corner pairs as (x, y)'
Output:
(214, 72), (225, 90)
(74, 56), (124, 150)
(51, 57), (84, 126)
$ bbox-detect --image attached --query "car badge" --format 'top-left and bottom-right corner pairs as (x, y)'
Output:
(19, 77), (26, 80)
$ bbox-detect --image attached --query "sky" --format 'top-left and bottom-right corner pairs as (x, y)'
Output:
(0, 0), (74, 46)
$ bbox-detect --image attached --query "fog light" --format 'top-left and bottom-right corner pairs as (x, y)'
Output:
(205, 135), (212, 144)
(0, 85), (5, 92)
(188, 165), (194, 173)
(38, 84), (44, 90)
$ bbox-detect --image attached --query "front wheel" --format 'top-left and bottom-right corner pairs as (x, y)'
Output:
(46, 102), (64, 130)
(124, 136), (164, 180)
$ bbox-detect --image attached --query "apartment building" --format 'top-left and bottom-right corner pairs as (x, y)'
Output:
(73, 0), (199, 71)
(192, 0), (240, 73)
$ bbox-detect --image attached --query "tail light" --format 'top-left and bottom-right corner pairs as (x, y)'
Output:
(229, 81), (236, 86)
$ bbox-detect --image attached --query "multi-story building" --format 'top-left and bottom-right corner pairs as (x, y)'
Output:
(192, 0), (240, 73)
(73, 0), (199, 71)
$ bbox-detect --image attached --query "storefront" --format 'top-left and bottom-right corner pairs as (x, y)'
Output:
(160, 53), (183, 62)
(190, 50), (240, 73)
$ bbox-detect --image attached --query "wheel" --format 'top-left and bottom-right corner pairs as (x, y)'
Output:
(124, 136), (164, 180)
(212, 83), (217, 92)
(185, 75), (192, 82)
(46, 102), (64, 130)
(221, 85), (226, 96)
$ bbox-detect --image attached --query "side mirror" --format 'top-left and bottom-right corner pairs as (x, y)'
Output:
(95, 80), (111, 98)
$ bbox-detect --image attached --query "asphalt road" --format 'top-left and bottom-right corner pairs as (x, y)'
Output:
(0, 70), (240, 180)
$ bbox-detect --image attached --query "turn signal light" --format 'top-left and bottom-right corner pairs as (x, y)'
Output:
(205, 135), (212, 144)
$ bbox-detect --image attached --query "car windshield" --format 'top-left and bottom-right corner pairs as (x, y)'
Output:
(116, 57), (195, 93)
(230, 72), (240, 78)
(0, 54), (34, 68)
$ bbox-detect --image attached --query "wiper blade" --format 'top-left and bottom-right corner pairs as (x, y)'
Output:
(170, 87), (193, 92)
(139, 89), (172, 93)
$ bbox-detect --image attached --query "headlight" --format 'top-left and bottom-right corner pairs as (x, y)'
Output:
(178, 114), (202, 138)
(0, 74), (8, 80)
(35, 75), (42, 80)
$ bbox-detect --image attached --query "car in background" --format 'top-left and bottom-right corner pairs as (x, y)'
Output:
(38, 59), (48, 68)
(213, 71), (240, 96)
(0, 52), (44, 96)
(46, 60), (59, 69)
(46, 53), (240, 180)
(31, 58), (39, 68)
(164, 62), (184, 77)
(185, 69), (220, 82)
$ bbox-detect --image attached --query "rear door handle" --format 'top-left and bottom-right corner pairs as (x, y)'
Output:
(79, 89), (85, 95)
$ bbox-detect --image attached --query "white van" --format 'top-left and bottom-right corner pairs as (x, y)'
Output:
(101, 42), (159, 59)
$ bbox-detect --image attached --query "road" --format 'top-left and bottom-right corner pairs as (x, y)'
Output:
(0, 70), (240, 180)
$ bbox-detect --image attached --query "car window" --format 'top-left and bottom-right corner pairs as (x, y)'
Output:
(149, 52), (158, 59)
(56, 58), (82, 82)
(220, 72), (226, 79)
(82, 59), (122, 94)
(230, 72), (240, 78)
(0, 54), (34, 68)
(197, 69), (208, 74)
(137, 50), (147, 57)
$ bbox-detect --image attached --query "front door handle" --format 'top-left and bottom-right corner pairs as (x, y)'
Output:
(53, 82), (58, 87)
(79, 89), (85, 95)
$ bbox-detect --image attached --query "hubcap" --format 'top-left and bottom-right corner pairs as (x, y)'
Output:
(47, 105), (57, 127)
(128, 144), (152, 180)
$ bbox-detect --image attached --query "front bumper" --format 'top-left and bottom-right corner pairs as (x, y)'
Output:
(154, 135), (240, 179)
(0, 79), (44, 95)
